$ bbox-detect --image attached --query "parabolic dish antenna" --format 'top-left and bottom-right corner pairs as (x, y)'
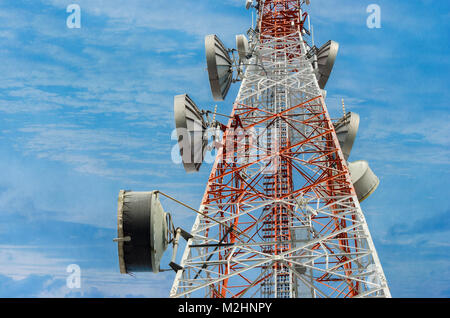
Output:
(205, 34), (233, 101)
(315, 40), (339, 89)
(334, 112), (360, 161)
(348, 161), (379, 202)
(116, 190), (169, 274)
(236, 34), (249, 62)
(174, 94), (208, 173)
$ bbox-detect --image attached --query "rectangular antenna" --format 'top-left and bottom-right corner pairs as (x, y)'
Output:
(252, 11), (254, 29)
(308, 14), (311, 32)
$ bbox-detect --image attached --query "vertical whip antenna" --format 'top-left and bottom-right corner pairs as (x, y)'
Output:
(212, 105), (218, 122)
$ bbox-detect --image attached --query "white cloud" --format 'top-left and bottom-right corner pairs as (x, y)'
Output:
(42, 0), (249, 39)
(0, 246), (72, 280)
(0, 245), (174, 297)
(13, 123), (174, 178)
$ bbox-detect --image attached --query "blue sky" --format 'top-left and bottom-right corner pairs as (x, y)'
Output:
(0, 0), (448, 298)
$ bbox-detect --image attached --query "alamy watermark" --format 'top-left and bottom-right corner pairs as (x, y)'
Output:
(64, 4), (381, 30)
(66, 4), (81, 29)
(66, 264), (81, 289)
(367, 4), (381, 29)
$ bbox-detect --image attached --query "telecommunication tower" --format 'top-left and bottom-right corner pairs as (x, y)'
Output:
(114, 0), (391, 299)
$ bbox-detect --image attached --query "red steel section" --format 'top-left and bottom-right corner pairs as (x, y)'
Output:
(259, 0), (303, 298)
(259, 0), (305, 38)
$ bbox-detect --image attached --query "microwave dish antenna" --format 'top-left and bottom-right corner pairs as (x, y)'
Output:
(205, 34), (234, 101)
(116, 190), (169, 274)
(115, 190), (200, 274)
(315, 40), (339, 89)
(334, 112), (360, 161)
(174, 94), (209, 173)
(348, 161), (380, 202)
(236, 34), (250, 62)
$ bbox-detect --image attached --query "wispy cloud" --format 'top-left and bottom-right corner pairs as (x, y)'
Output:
(388, 210), (450, 237)
(0, 247), (174, 297)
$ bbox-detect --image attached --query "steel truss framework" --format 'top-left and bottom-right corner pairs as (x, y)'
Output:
(170, 0), (390, 298)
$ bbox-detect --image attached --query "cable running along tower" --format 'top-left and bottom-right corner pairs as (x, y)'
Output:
(115, 0), (391, 299)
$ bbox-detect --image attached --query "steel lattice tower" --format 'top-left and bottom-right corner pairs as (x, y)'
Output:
(170, 0), (390, 298)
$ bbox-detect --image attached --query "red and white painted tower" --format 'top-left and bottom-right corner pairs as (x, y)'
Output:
(170, 0), (390, 298)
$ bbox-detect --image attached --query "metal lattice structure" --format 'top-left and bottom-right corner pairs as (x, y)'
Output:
(170, 0), (390, 298)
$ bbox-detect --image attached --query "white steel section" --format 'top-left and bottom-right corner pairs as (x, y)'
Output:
(170, 30), (391, 298)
